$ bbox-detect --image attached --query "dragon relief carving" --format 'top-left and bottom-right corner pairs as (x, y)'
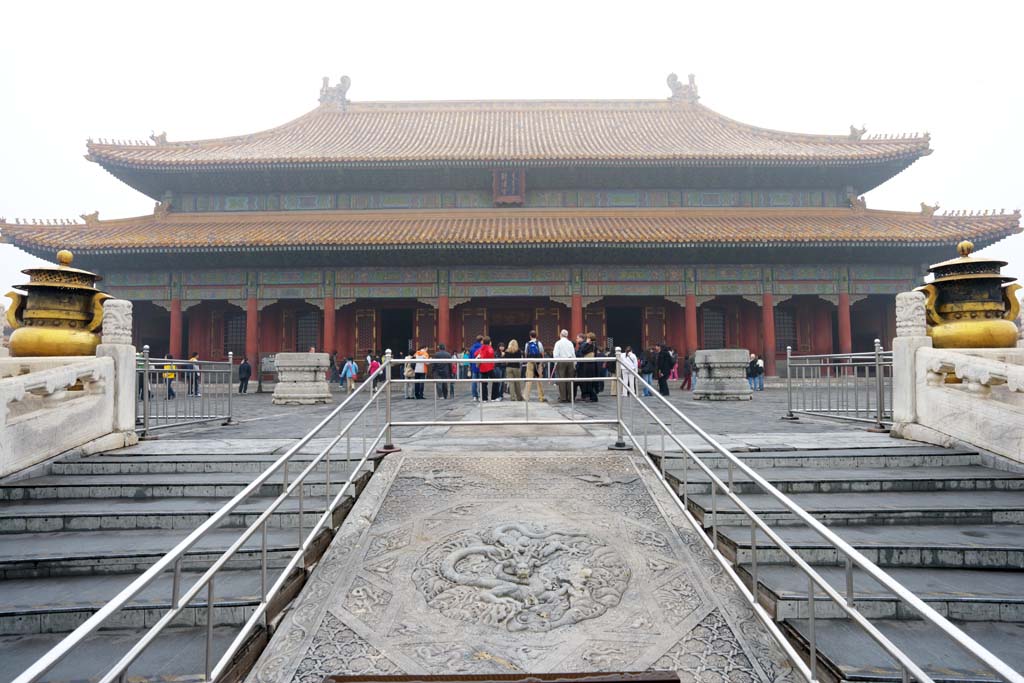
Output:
(412, 522), (630, 632)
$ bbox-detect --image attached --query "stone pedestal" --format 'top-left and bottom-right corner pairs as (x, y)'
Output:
(272, 352), (332, 405)
(693, 349), (753, 400)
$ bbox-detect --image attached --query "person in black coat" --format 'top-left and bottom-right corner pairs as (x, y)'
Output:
(238, 357), (252, 394)
(655, 343), (673, 396)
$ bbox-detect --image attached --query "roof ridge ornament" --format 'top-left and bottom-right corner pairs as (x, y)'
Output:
(667, 73), (699, 103)
(320, 75), (352, 108)
(150, 131), (167, 145)
(849, 125), (867, 140)
(846, 190), (867, 212)
(80, 211), (100, 227)
(920, 201), (939, 217)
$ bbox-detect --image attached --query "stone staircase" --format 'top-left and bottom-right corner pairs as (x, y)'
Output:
(658, 444), (1024, 682)
(0, 442), (373, 683)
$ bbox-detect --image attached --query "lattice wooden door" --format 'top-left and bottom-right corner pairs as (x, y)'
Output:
(354, 309), (377, 360)
(415, 307), (437, 350)
(585, 307), (606, 347)
(534, 307), (560, 351)
(702, 308), (726, 349)
(462, 308), (487, 347)
(643, 306), (666, 349)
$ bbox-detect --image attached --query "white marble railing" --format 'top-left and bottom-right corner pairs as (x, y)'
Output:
(0, 299), (138, 477)
(892, 290), (1024, 463)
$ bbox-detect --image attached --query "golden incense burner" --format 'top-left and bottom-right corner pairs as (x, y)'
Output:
(5, 250), (111, 356)
(916, 240), (1021, 349)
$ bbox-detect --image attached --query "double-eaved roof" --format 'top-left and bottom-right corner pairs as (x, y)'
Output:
(86, 98), (930, 169)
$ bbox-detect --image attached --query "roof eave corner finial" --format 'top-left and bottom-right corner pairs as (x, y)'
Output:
(319, 75), (352, 109)
(667, 72), (699, 103)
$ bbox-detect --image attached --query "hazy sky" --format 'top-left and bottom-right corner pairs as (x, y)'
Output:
(2, 0), (1022, 309)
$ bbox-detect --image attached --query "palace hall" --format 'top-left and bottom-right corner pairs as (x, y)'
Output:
(2, 75), (1020, 374)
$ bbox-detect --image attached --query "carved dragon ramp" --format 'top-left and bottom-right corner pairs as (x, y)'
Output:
(247, 417), (797, 681)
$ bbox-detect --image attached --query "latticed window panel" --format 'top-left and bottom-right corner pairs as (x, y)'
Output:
(701, 308), (725, 349)
(296, 310), (322, 352)
(775, 309), (797, 353)
(223, 313), (246, 358)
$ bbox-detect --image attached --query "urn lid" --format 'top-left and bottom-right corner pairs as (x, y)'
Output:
(13, 250), (103, 292)
(927, 240), (1017, 285)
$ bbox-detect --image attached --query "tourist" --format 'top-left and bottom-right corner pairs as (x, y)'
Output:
(238, 356), (252, 394)
(755, 354), (765, 391)
(432, 343), (452, 399)
(414, 346), (429, 399)
(494, 342), (507, 400)
(523, 330), (547, 402)
(747, 353), (758, 391)
(577, 332), (599, 402)
(640, 348), (656, 396)
(403, 353), (415, 398)
(681, 354), (693, 391)
(505, 339), (524, 401)
(185, 351), (201, 396)
(620, 345), (637, 397)
(469, 335), (483, 400)
(369, 356), (382, 389)
(552, 330), (575, 403)
(573, 333), (586, 400)
(668, 352), (679, 382)
(163, 355), (177, 400)
(340, 356), (358, 393)
(477, 336), (499, 401)
(328, 351), (338, 383)
(656, 343), (673, 396)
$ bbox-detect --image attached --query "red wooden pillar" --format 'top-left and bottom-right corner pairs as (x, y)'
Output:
(762, 293), (776, 376)
(245, 297), (258, 362)
(323, 296), (336, 355)
(838, 292), (852, 354)
(684, 294), (698, 354)
(169, 297), (182, 359)
(571, 294), (583, 335)
(438, 295), (450, 348)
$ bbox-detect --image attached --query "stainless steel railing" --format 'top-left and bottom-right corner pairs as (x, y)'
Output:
(784, 339), (893, 430)
(15, 348), (1022, 683)
(14, 359), (391, 683)
(613, 349), (1021, 683)
(135, 345), (234, 436)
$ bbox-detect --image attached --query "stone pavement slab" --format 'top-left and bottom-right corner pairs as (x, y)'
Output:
(246, 444), (799, 680)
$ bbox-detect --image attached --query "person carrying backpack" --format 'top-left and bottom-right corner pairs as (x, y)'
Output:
(523, 329), (546, 402)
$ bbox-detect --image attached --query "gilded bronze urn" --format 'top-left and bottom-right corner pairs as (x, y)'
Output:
(916, 240), (1021, 348)
(5, 250), (111, 356)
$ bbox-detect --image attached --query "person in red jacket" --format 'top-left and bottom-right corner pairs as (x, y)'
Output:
(477, 336), (500, 402)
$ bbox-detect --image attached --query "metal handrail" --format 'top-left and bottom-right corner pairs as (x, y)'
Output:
(613, 352), (1022, 683)
(13, 355), (392, 683)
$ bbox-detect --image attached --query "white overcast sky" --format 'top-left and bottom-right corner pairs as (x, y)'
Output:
(2, 0), (1022, 310)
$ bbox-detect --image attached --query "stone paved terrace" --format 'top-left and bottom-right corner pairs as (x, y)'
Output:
(3, 384), (1022, 682)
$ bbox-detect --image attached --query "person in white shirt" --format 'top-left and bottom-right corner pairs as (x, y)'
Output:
(621, 345), (638, 397)
(552, 329), (577, 403)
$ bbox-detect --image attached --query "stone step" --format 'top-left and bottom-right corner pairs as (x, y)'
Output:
(0, 528), (299, 578)
(784, 618), (1024, 682)
(51, 452), (371, 475)
(0, 570), (262, 635)
(0, 495), (336, 533)
(685, 490), (1024, 527)
(0, 468), (365, 500)
(742, 564), (1024, 622)
(0, 624), (238, 683)
(715, 524), (1024, 570)
(669, 465), (1024, 495)
(651, 445), (981, 471)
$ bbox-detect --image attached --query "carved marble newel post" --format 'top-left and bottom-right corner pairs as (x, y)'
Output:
(0, 304), (8, 357)
(95, 299), (137, 433)
(892, 291), (931, 427)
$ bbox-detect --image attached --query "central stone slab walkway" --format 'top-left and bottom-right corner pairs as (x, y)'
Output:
(247, 402), (798, 682)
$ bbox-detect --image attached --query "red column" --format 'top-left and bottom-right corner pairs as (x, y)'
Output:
(571, 294), (583, 335)
(685, 294), (698, 354)
(245, 297), (258, 362)
(169, 297), (182, 359)
(669, 302), (685, 352)
(323, 296), (336, 355)
(762, 293), (776, 376)
(838, 292), (852, 354)
(438, 295), (450, 348)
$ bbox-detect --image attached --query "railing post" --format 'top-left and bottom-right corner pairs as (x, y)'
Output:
(869, 338), (889, 433)
(782, 345), (798, 420)
(377, 349), (400, 453)
(223, 351), (236, 425)
(609, 347), (630, 450)
(141, 345), (152, 436)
